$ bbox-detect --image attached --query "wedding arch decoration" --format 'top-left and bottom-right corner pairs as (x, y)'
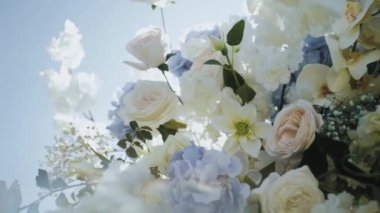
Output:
(2, 0), (380, 212)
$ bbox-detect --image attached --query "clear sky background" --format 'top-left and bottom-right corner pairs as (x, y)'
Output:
(0, 0), (244, 211)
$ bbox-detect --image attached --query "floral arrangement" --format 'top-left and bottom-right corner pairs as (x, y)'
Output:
(2, 0), (380, 212)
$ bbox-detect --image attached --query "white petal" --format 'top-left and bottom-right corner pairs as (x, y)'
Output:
(326, 35), (347, 72)
(349, 50), (380, 80)
(123, 60), (149, 70)
(338, 25), (360, 49)
(296, 64), (331, 104)
(241, 138), (261, 158)
(223, 137), (240, 155)
(327, 69), (351, 93)
(254, 122), (273, 140)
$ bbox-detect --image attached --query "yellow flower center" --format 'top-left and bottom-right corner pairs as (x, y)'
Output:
(319, 84), (332, 97)
(234, 121), (252, 136)
(346, 51), (361, 64)
(345, 1), (362, 22)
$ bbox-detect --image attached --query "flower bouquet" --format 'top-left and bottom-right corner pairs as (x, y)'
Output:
(2, 0), (380, 212)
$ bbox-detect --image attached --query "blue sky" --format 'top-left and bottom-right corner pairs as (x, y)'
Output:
(0, 0), (243, 210)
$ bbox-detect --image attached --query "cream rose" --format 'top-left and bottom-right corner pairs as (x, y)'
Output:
(124, 26), (168, 70)
(117, 80), (178, 128)
(252, 166), (324, 213)
(266, 100), (323, 158)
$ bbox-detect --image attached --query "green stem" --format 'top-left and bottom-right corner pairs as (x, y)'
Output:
(161, 71), (183, 105)
(225, 52), (241, 88)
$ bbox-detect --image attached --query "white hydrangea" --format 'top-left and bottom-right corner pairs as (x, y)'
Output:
(48, 20), (85, 70)
(311, 191), (379, 213)
(44, 119), (113, 181)
(41, 70), (98, 113)
(180, 71), (222, 117)
(60, 161), (167, 213)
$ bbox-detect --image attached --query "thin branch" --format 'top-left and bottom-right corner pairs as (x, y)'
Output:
(278, 84), (287, 112)
(160, 8), (167, 35)
(18, 183), (88, 212)
(372, 9), (380, 16)
(161, 71), (183, 104)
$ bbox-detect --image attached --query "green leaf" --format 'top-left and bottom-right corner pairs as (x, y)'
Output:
(150, 167), (160, 179)
(129, 121), (139, 131)
(157, 63), (169, 72)
(117, 139), (127, 149)
(221, 46), (228, 56)
(136, 131), (145, 142)
(166, 53), (176, 61)
(78, 185), (94, 198)
(50, 178), (67, 189)
(36, 169), (50, 190)
(140, 130), (153, 140)
(223, 65), (245, 93)
(91, 149), (111, 169)
(237, 83), (256, 104)
(204, 59), (223, 66)
(140, 126), (153, 131)
(27, 203), (39, 213)
(134, 141), (144, 149)
(157, 125), (178, 142)
(126, 146), (138, 158)
(163, 119), (187, 130)
(157, 120), (187, 141)
(56, 193), (70, 208)
(227, 19), (245, 46)
(300, 137), (328, 177)
(126, 133), (133, 142)
(151, 4), (157, 10)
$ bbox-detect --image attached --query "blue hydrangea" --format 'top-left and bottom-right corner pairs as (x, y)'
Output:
(302, 35), (332, 66)
(184, 26), (221, 43)
(165, 145), (250, 213)
(167, 50), (192, 77)
(107, 83), (134, 139)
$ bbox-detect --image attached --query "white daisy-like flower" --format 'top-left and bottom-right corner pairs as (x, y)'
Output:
(212, 89), (272, 158)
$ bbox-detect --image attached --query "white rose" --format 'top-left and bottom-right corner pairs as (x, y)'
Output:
(117, 80), (178, 128)
(265, 100), (323, 158)
(125, 26), (168, 70)
(252, 166), (324, 213)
